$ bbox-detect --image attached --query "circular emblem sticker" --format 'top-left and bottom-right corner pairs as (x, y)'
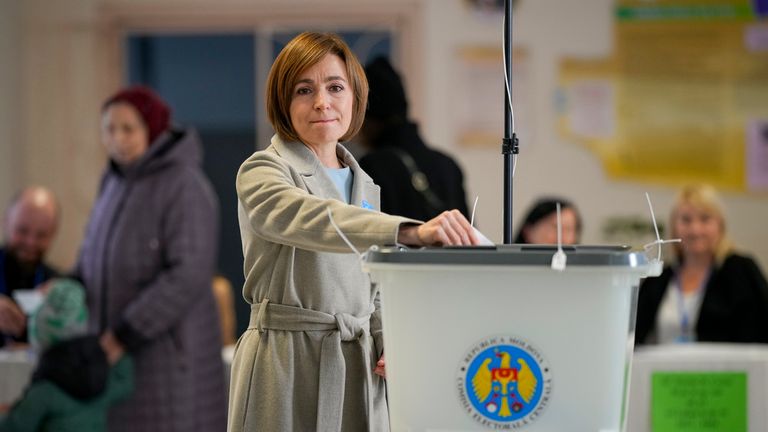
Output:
(457, 336), (552, 428)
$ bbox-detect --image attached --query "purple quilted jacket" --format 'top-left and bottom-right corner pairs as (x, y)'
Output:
(75, 128), (227, 432)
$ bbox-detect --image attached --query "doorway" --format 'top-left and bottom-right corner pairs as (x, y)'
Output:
(126, 29), (394, 335)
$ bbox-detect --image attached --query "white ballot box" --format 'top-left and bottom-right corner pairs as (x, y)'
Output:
(626, 343), (768, 432)
(365, 245), (653, 432)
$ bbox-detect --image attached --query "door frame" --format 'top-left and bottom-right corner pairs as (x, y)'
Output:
(97, 1), (426, 149)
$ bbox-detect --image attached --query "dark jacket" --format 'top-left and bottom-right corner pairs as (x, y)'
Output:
(33, 335), (111, 400)
(636, 253), (768, 344)
(74, 129), (227, 432)
(0, 336), (134, 432)
(359, 122), (469, 221)
(0, 248), (58, 347)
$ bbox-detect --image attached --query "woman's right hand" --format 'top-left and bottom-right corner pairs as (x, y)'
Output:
(397, 210), (478, 247)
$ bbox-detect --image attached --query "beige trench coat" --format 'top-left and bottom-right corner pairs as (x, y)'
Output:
(228, 135), (417, 432)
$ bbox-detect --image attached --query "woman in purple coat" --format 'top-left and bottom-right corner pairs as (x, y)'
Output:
(74, 86), (227, 431)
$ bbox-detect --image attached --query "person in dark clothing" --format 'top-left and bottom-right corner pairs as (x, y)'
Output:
(359, 57), (470, 221)
(635, 184), (768, 345)
(74, 85), (227, 432)
(0, 278), (134, 432)
(0, 187), (60, 347)
(514, 197), (581, 245)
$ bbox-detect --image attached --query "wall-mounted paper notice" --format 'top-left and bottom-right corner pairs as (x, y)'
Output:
(652, 371), (747, 432)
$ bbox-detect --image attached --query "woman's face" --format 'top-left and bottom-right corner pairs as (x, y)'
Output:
(673, 203), (723, 258)
(101, 102), (149, 166)
(523, 208), (579, 245)
(289, 54), (354, 150)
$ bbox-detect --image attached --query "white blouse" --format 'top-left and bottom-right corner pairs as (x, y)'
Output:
(653, 278), (705, 344)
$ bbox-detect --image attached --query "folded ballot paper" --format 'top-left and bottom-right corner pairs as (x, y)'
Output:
(473, 227), (494, 246)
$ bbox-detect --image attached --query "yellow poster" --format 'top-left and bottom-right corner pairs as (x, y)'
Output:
(558, 0), (768, 191)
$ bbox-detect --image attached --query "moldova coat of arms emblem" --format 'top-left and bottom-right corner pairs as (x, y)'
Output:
(457, 336), (552, 428)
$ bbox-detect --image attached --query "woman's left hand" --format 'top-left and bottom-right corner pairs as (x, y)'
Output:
(374, 355), (386, 378)
(100, 330), (126, 365)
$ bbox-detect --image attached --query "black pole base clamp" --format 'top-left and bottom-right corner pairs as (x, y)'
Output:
(502, 133), (520, 155)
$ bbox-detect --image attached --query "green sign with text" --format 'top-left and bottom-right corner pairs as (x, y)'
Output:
(652, 371), (747, 432)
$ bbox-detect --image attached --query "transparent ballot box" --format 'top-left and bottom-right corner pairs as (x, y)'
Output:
(365, 245), (653, 432)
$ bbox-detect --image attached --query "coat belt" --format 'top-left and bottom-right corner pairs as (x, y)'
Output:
(248, 299), (376, 432)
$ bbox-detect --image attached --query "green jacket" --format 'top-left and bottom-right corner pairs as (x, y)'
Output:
(0, 356), (134, 432)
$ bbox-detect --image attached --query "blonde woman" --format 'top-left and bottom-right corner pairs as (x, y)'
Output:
(636, 184), (768, 344)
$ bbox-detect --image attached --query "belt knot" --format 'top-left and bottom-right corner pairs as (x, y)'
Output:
(334, 312), (364, 341)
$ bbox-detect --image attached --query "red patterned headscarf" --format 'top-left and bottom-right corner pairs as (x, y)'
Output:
(102, 85), (171, 145)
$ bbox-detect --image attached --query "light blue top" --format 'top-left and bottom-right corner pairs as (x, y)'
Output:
(325, 166), (353, 204)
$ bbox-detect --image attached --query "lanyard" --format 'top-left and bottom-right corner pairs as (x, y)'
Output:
(673, 267), (712, 343)
(0, 249), (46, 296)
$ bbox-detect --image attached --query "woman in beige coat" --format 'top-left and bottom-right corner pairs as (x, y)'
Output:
(228, 32), (478, 432)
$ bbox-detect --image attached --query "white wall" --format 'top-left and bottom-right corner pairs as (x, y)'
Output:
(13, 0), (106, 269)
(418, 0), (768, 268)
(0, 0), (22, 207)
(7, 0), (768, 270)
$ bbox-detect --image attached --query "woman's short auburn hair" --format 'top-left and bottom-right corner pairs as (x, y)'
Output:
(266, 32), (369, 144)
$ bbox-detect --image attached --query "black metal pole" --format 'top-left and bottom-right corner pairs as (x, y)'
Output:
(502, 0), (519, 244)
